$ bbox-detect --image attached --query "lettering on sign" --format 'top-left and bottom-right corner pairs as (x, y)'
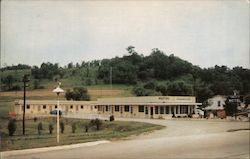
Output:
(176, 97), (191, 101)
(158, 97), (170, 100)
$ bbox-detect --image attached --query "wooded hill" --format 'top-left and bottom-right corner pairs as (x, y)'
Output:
(1, 46), (250, 104)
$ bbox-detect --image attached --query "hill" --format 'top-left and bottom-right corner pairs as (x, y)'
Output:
(1, 46), (250, 104)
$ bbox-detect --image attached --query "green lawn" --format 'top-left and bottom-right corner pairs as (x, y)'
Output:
(0, 117), (164, 151)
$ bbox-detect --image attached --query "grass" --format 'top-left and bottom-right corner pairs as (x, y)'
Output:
(1, 67), (134, 101)
(0, 117), (164, 151)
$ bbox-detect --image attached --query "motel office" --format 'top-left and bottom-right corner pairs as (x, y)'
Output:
(15, 96), (201, 119)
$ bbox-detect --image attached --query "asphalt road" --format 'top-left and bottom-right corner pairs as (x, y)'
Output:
(5, 119), (250, 159)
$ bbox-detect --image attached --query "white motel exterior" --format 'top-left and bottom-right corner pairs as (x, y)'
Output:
(14, 96), (201, 119)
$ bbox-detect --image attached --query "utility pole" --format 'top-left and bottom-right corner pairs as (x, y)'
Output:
(23, 74), (29, 135)
(0, 50), (2, 92)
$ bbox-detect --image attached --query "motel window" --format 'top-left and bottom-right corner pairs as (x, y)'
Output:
(125, 106), (129, 112)
(106, 106), (109, 111)
(81, 105), (83, 109)
(165, 106), (169, 114)
(98, 106), (101, 111)
(155, 106), (159, 114)
(27, 105), (30, 109)
(115, 106), (119, 112)
(43, 105), (46, 109)
(218, 101), (221, 107)
(145, 107), (148, 114)
(180, 106), (188, 114)
(70, 105), (73, 109)
(55, 105), (57, 109)
(160, 106), (164, 114)
(138, 106), (144, 112)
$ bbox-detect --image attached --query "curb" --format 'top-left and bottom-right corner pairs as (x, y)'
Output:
(1, 140), (110, 158)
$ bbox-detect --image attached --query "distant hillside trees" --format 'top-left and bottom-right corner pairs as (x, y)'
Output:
(3, 75), (14, 90)
(1, 46), (250, 106)
(97, 47), (194, 84)
(31, 62), (65, 80)
(133, 80), (193, 97)
(0, 64), (31, 71)
(97, 46), (250, 105)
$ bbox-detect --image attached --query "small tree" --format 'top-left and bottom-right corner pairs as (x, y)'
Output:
(85, 125), (89, 132)
(8, 119), (17, 136)
(71, 122), (77, 133)
(49, 123), (53, 134)
(38, 122), (43, 135)
(94, 118), (102, 130)
(60, 121), (65, 134)
(34, 117), (38, 122)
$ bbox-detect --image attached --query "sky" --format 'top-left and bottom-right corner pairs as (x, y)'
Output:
(1, 0), (249, 69)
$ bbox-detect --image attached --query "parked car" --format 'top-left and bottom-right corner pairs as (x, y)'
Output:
(50, 109), (63, 115)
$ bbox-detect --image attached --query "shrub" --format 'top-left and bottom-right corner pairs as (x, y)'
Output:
(60, 121), (65, 134)
(133, 86), (149, 96)
(8, 119), (17, 136)
(71, 122), (77, 133)
(110, 115), (115, 122)
(65, 87), (90, 101)
(89, 118), (102, 130)
(49, 123), (53, 134)
(38, 122), (43, 135)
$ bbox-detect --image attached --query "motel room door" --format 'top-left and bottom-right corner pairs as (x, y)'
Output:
(150, 107), (154, 118)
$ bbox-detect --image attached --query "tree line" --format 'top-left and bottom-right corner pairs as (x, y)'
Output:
(1, 46), (250, 105)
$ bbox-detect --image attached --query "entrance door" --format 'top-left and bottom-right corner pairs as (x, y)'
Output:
(150, 107), (154, 118)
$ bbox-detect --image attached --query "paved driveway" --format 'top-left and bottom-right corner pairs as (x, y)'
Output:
(5, 119), (250, 159)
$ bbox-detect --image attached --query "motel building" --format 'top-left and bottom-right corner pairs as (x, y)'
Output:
(14, 96), (201, 119)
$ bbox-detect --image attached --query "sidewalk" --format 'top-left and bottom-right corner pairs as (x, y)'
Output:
(1, 140), (110, 159)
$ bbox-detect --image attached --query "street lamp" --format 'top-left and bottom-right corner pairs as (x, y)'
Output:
(52, 82), (64, 143)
